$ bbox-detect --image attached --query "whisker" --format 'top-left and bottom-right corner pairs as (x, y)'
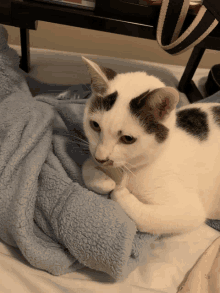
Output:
(121, 166), (127, 174)
(73, 136), (89, 145)
(117, 167), (123, 175)
(123, 165), (136, 177)
(125, 162), (137, 173)
(72, 141), (90, 150)
(72, 136), (89, 146)
(122, 165), (129, 173)
(72, 145), (89, 150)
(126, 162), (136, 168)
(73, 141), (89, 148)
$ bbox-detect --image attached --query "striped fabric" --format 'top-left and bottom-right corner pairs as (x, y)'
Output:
(140, 0), (202, 11)
(156, 0), (219, 55)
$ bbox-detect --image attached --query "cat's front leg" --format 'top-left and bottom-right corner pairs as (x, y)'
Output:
(82, 157), (116, 195)
(111, 186), (207, 234)
(110, 186), (132, 205)
(110, 185), (141, 230)
(110, 174), (140, 228)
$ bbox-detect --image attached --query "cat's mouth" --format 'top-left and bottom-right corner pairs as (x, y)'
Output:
(91, 154), (115, 168)
(101, 160), (114, 167)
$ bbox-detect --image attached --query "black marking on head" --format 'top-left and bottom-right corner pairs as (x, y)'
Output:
(130, 91), (150, 109)
(176, 108), (208, 141)
(117, 130), (122, 136)
(89, 91), (118, 114)
(129, 91), (169, 143)
(212, 106), (220, 126)
(103, 91), (118, 111)
(101, 66), (117, 81)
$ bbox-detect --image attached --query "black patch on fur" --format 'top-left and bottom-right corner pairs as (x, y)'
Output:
(103, 91), (118, 111)
(89, 91), (118, 113)
(89, 96), (103, 113)
(212, 106), (220, 126)
(131, 91), (150, 109)
(176, 108), (208, 141)
(129, 92), (169, 143)
(101, 66), (117, 81)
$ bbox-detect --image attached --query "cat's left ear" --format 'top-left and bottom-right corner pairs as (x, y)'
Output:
(82, 56), (117, 96)
(147, 87), (179, 121)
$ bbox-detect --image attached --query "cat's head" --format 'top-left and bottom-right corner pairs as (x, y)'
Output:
(82, 56), (179, 170)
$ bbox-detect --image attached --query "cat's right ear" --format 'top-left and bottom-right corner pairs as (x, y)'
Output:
(82, 56), (117, 96)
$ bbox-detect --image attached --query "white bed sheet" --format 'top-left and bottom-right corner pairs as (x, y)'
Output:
(0, 224), (219, 293)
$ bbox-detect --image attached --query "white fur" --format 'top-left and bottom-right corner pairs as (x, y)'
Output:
(82, 57), (220, 236)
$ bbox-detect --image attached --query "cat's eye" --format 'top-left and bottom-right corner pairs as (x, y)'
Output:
(90, 120), (101, 132)
(120, 135), (137, 144)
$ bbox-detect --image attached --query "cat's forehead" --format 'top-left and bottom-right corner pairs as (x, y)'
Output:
(88, 71), (165, 114)
(89, 101), (148, 141)
(96, 105), (143, 138)
(108, 71), (165, 99)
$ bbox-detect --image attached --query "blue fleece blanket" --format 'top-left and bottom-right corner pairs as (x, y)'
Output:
(0, 24), (159, 281)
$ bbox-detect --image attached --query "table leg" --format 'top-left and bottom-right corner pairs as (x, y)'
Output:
(19, 28), (31, 73)
(178, 46), (206, 103)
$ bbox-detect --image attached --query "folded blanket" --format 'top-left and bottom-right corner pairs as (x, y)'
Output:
(0, 25), (158, 281)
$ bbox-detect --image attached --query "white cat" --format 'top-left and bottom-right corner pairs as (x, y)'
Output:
(81, 56), (220, 235)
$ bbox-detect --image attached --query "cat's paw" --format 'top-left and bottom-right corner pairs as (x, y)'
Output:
(110, 186), (129, 204)
(89, 177), (116, 195)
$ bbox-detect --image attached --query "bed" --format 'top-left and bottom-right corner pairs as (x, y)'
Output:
(1, 23), (220, 292)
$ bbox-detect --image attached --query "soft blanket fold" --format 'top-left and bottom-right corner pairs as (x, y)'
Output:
(0, 24), (157, 280)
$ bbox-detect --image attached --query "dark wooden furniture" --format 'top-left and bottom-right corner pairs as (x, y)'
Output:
(1, 0), (220, 103)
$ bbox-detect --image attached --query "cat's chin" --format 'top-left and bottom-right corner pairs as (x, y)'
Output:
(97, 161), (124, 170)
(112, 162), (132, 170)
(110, 163), (122, 169)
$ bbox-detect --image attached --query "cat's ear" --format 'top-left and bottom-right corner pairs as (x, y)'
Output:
(82, 56), (117, 96)
(147, 87), (179, 121)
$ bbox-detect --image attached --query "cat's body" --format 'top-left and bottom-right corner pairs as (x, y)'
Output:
(81, 56), (220, 235)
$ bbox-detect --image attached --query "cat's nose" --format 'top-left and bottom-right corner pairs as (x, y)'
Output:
(95, 157), (113, 166)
